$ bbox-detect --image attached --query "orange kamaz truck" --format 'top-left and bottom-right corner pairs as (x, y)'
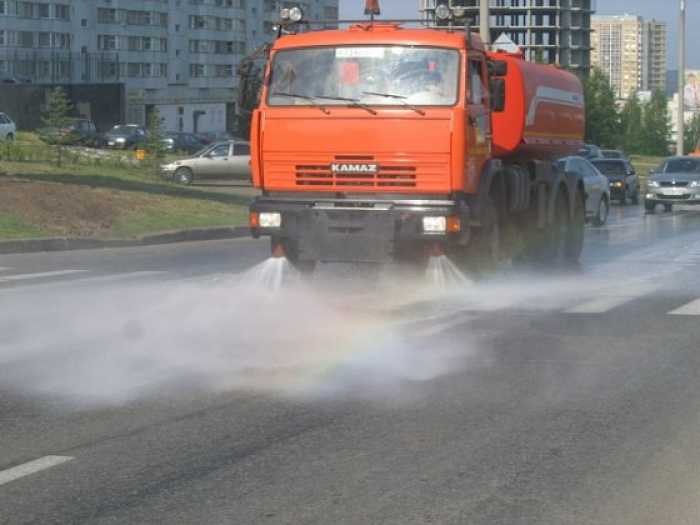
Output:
(248, 4), (586, 272)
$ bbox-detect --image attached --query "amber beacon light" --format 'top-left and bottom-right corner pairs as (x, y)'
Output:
(364, 0), (380, 16)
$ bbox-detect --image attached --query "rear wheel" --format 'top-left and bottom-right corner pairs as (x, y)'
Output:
(592, 195), (609, 227)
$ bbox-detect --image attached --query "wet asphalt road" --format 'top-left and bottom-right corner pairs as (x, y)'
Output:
(3, 204), (700, 524)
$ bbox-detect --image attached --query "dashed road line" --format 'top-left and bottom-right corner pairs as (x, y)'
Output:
(669, 299), (700, 316)
(0, 456), (74, 487)
(0, 270), (87, 283)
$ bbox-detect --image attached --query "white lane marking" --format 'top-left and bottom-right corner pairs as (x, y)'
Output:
(0, 271), (167, 294)
(0, 456), (74, 487)
(565, 286), (656, 314)
(0, 270), (87, 283)
(670, 299), (700, 316)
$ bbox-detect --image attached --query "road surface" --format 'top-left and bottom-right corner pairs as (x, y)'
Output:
(2, 205), (700, 524)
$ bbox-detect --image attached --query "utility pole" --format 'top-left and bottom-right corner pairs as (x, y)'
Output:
(678, 0), (686, 155)
(480, 0), (490, 47)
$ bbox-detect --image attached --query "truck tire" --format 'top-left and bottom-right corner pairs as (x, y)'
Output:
(456, 194), (501, 275)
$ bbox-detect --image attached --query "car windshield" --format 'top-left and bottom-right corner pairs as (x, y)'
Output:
(602, 151), (622, 159)
(593, 161), (627, 176)
(268, 46), (460, 107)
(663, 158), (700, 173)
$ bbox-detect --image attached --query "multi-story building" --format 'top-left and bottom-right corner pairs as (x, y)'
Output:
(591, 15), (666, 100)
(419, 0), (594, 74)
(0, 0), (339, 132)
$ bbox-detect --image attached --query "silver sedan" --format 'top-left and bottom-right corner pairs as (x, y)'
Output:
(161, 140), (251, 184)
(645, 157), (700, 213)
(558, 156), (612, 226)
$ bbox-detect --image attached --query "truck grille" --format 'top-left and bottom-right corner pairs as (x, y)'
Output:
(296, 162), (417, 188)
(264, 153), (450, 193)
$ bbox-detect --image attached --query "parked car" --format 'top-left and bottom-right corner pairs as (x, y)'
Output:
(577, 144), (605, 160)
(105, 124), (147, 149)
(558, 156), (611, 226)
(601, 149), (629, 160)
(591, 158), (640, 205)
(161, 132), (205, 154)
(161, 140), (251, 184)
(196, 131), (235, 145)
(0, 112), (16, 141)
(38, 118), (102, 147)
(645, 156), (700, 213)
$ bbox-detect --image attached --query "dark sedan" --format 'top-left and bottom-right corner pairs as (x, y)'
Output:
(105, 125), (147, 150)
(592, 159), (640, 205)
(161, 132), (205, 154)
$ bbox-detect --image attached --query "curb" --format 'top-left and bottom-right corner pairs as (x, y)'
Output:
(0, 226), (251, 255)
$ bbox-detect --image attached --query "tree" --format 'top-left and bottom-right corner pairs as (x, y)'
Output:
(684, 112), (700, 154)
(41, 87), (73, 167)
(619, 92), (644, 154)
(144, 107), (167, 178)
(583, 68), (621, 148)
(640, 89), (671, 156)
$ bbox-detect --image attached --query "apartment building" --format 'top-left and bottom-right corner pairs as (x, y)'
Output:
(591, 15), (666, 100)
(419, 0), (594, 74)
(0, 0), (339, 132)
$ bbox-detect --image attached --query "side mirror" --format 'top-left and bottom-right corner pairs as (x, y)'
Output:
(490, 78), (506, 112)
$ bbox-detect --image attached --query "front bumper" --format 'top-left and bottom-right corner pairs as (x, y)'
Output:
(646, 187), (700, 204)
(250, 196), (468, 263)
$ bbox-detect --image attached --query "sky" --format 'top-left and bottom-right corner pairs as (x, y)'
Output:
(338, 0), (699, 69)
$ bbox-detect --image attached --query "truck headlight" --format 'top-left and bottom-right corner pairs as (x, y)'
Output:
(289, 6), (304, 22)
(259, 212), (282, 228)
(422, 216), (447, 233)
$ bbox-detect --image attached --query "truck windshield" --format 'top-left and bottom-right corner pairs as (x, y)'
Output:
(268, 46), (460, 107)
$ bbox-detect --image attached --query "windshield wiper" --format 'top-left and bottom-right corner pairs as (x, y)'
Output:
(313, 95), (378, 115)
(270, 92), (330, 114)
(362, 91), (426, 116)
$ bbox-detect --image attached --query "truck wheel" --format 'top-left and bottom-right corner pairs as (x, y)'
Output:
(462, 195), (501, 274)
(273, 239), (316, 275)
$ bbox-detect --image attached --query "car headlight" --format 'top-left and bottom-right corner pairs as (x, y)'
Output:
(690, 181), (700, 188)
(647, 180), (660, 188)
(115, 137), (126, 142)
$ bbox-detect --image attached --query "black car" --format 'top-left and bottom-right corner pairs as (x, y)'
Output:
(577, 144), (605, 160)
(161, 132), (205, 154)
(38, 118), (102, 147)
(105, 124), (147, 150)
(592, 158), (640, 205)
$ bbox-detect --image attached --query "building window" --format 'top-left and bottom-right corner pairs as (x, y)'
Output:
(37, 2), (49, 18)
(52, 32), (70, 49)
(97, 8), (116, 23)
(190, 63), (205, 77)
(18, 30), (33, 47)
(18, 1), (32, 18)
(38, 31), (50, 47)
(97, 34), (116, 50)
(215, 64), (233, 77)
(54, 3), (69, 20)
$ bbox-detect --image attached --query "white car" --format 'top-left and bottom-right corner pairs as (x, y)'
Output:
(161, 140), (251, 184)
(558, 156), (612, 227)
(0, 112), (16, 141)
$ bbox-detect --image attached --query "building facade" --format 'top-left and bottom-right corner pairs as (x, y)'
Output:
(0, 0), (339, 132)
(419, 0), (594, 74)
(591, 15), (666, 100)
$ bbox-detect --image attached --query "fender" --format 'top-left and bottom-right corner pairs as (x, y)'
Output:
(463, 158), (504, 227)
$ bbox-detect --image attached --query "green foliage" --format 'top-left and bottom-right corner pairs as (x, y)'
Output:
(684, 112), (700, 154)
(620, 93), (644, 154)
(40, 87), (73, 166)
(640, 89), (671, 156)
(583, 68), (621, 148)
(144, 107), (167, 177)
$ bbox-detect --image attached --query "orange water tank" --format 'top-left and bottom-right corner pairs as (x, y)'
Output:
(489, 51), (585, 161)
